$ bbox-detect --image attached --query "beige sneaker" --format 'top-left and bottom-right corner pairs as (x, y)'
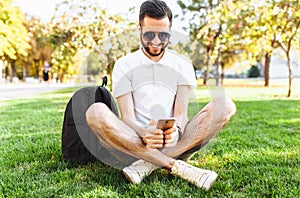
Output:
(122, 160), (159, 184)
(171, 160), (218, 190)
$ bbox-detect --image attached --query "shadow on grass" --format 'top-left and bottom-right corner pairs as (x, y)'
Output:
(0, 95), (299, 197)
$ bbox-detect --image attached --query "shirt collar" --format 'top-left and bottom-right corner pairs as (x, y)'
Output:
(139, 48), (170, 67)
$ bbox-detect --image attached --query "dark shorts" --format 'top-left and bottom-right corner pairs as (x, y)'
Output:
(43, 71), (49, 81)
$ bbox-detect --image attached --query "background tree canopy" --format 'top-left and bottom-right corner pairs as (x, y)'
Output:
(1, 0), (299, 96)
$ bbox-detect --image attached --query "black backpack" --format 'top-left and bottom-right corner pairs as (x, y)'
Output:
(61, 85), (119, 163)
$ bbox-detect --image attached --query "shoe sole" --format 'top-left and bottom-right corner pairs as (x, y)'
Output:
(202, 171), (218, 190)
(123, 167), (141, 184)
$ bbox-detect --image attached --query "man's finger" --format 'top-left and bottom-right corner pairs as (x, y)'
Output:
(148, 139), (164, 144)
(149, 120), (156, 126)
(147, 140), (164, 149)
(147, 144), (163, 149)
(164, 134), (172, 140)
(163, 127), (176, 135)
(152, 129), (163, 135)
(147, 133), (163, 140)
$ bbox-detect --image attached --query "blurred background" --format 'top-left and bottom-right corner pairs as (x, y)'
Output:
(1, 0), (299, 97)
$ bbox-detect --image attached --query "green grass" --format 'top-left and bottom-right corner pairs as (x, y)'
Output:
(0, 85), (299, 197)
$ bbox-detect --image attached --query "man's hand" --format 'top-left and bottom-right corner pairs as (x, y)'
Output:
(143, 120), (164, 149)
(163, 127), (179, 147)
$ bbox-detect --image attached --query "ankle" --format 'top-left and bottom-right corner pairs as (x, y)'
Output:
(165, 159), (176, 170)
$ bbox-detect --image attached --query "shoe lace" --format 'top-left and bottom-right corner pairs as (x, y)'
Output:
(131, 160), (155, 176)
(176, 161), (208, 185)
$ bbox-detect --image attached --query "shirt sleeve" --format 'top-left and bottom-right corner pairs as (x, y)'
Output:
(112, 60), (133, 98)
(178, 57), (197, 88)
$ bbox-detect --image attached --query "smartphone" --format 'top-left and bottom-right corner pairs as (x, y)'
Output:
(156, 117), (176, 130)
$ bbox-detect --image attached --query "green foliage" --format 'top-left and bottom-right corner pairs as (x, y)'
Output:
(48, 0), (139, 82)
(21, 17), (52, 78)
(0, 85), (299, 197)
(177, 0), (300, 90)
(177, 0), (253, 84)
(2, 0), (300, 93)
(247, 65), (260, 78)
(0, 0), (30, 59)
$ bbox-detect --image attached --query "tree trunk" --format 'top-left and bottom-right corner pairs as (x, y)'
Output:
(215, 47), (221, 86)
(5, 64), (9, 81)
(203, 49), (211, 86)
(11, 60), (17, 81)
(264, 52), (271, 87)
(106, 61), (113, 92)
(221, 63), (225, 85)
(23, 63), (29, 80)
(34, 60), (39, 79)
(0, 61), (2, 82)
(286, 53), (292, 97)
(203, 69), (207, 85)
(109, 69), (113, 92)
(60, 73), (64, 83)
(106, 52), (114, 91)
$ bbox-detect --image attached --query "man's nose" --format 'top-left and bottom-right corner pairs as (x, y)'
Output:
(151, 34), (161, 45)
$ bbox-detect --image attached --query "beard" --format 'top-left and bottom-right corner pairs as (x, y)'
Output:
(141, 39), (169, 57)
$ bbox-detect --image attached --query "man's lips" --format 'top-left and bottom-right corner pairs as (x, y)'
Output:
(149, 43), (161, 49)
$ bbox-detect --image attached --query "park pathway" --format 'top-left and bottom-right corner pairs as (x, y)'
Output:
(0, 83), (77, 101)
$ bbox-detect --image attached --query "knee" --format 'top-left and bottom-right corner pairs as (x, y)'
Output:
(86, 102), (111, 126)
(221, 97), (236, 126)
(211, 96), (236, 121)
(225, 96), (236, 118)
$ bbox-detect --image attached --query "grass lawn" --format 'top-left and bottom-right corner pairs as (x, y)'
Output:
(0, 82), (299, 197)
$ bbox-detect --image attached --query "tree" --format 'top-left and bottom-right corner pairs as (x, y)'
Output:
(50, 0), (139, 83)
(274, 1), (300, 97)
(95, 18), (139, 89)
(250, 0), (300, 96)
(211, 1), (247, 85)
(180, 0), (223, 85)
(0, 0), (30, 81)
(21, 17), (52, 80)
(248, 65), (260, 78)
(50, 12), (78, 82)
(178, 0), (247, 85)
(254, 0), (282, 87)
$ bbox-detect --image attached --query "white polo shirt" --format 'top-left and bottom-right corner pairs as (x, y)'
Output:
(112, 49), (197, 127)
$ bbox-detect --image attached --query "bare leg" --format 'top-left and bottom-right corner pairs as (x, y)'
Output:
(161, 96), (236, 158)
(86, 103), (174, 168)
(86, 96), (236, 169)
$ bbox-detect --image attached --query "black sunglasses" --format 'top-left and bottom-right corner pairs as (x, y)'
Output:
(142, 31), (171, 42)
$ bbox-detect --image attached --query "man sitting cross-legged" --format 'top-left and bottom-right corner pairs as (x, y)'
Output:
(86, 0), (236, 190)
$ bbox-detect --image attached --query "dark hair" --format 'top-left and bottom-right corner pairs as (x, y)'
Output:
(139, 0), (173, 27)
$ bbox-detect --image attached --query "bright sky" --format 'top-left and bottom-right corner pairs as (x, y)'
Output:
(13, 0), (188, 31)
